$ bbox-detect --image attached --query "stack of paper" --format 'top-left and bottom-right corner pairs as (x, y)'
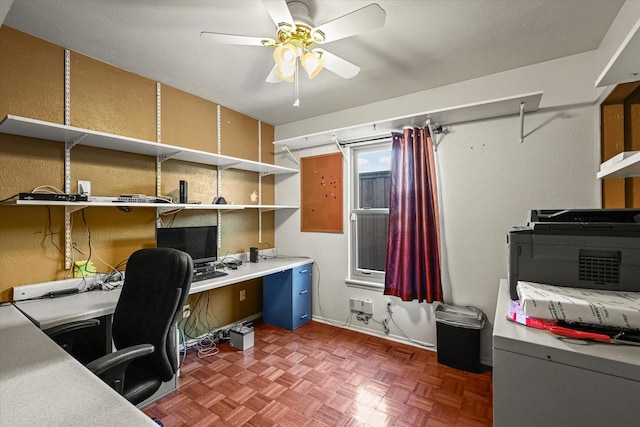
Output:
(516, 281), (640, 330)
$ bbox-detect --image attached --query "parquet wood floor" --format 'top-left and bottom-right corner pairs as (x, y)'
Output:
(143, 321), (493, 427)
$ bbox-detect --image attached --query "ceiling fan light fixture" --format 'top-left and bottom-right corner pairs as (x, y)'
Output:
(275, 64), (295, 82)
(274, 43), (298, 67)
(301, 51), (323, 79)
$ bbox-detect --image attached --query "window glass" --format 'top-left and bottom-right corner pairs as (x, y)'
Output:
(349, 143), (391, 286)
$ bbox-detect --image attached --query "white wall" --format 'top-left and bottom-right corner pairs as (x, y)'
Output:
(274, 51), (603, 365)
(0, 0), (13, 26)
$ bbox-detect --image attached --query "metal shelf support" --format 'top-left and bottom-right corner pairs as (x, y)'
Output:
(520, 102), (526, 143)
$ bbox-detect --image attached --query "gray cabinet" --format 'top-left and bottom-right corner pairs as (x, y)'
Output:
(492, 280), (640, 426)
(263, 263), (312, 330)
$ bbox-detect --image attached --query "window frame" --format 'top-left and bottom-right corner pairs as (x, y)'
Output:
(346, 140), (392, 290)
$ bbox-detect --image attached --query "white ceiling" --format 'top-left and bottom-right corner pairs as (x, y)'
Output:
(2, 0), (625, 126)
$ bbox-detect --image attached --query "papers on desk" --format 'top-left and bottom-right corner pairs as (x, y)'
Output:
(516, 281), (640, 331)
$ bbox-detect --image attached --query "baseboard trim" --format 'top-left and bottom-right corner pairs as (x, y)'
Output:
(311, 315), (437, 352)
(311, 315), (493, 367)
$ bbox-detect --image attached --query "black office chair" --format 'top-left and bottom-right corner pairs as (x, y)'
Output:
(51, 248), (193, 406)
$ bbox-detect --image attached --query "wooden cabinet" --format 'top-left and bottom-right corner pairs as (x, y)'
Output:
(263, 263), (312, 330)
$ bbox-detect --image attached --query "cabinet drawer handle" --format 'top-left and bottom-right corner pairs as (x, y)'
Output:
(300, 314), (308, 319)
(299, 289), (308, 295)
(299, 269), (308, 274)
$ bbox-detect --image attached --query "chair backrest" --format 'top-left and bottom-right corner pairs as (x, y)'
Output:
(111, 248), (193, 381)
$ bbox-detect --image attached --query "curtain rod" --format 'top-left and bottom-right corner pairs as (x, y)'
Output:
(336, 134), (393, 147)
(336, 122), (445, 148)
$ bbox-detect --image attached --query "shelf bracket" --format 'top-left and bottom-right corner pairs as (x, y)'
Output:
(519, 102), (526, 143)
(218, 161), (242, 171)
(66, 134), (88, 150)
(281, 145), (300, 166)
(331, 136), (346, 158)
(66, 204), (87, 214)
(158, 150), (181, 163)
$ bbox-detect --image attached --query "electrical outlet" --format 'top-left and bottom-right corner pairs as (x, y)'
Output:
(182, 304), (191, 318)
(239, 289), (246, 301)
(78, 180), (91, 196)
(349, 297), (373, 315)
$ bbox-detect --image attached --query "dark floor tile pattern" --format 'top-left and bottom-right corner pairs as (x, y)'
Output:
(143, 321), (493, 426)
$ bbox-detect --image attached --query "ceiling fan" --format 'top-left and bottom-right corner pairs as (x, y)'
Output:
(200, 0), (386, 105)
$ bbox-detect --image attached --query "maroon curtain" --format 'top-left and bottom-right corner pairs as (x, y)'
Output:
(384, 127), (443, 303)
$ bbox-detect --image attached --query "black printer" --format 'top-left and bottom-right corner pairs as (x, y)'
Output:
(507, 209), (640, 300)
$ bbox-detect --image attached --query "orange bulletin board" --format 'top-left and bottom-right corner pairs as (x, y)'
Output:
(301, 152), (343, 233)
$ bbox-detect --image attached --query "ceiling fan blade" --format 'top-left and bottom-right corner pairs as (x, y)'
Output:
(316, 49), (360, 79)
(314, 4), (386, 44)
(200, 31), (274, 47)
(262, 0), (294, 29)
(265, 64), (283, 83)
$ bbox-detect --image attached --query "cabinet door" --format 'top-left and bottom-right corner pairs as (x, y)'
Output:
(263, 269), (293, 329)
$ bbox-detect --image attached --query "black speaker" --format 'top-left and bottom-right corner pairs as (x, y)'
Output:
(179, 180), (188, 204)
(250, 247), (259, 263)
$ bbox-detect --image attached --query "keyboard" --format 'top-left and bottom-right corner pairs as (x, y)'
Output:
(192, 270), (228, 282)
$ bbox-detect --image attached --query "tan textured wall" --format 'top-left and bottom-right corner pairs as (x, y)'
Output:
(0, 26), (64, 123)
(161, 85), (218, 152)
(601, 104), (625, 208)
(601, 83), (640, 208)
(0, 136), (66, 301)
(626, 90), (640, 207)
(69, 51), (157, 141)
(182, 279), (262, 337)
(220, 106), (259, 161)
(0, 28), (277, 313)
(261, 123), (276, 206)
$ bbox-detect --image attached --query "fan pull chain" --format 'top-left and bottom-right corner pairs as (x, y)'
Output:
(293, 59), (300, 108)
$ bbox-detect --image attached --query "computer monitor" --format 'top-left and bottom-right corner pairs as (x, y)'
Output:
(156, 225), (217, 266)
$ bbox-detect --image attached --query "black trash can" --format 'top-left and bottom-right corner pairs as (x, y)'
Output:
(435, 304), (485, 373)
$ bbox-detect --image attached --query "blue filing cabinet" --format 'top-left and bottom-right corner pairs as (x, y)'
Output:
(263, 263), (312, 330)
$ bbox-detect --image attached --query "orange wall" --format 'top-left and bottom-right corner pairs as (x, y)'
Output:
(601, 82), (640, 208)
(0, 26), (276, 322)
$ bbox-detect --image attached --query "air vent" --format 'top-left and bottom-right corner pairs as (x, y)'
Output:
(579, 250), (620, 285)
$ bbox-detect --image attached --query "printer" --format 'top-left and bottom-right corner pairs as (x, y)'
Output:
(507, 209), (640, 300)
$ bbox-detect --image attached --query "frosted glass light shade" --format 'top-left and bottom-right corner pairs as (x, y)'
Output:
(301, 51), (324, 79)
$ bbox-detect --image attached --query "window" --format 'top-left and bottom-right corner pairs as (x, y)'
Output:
(347, 141), (392, 288)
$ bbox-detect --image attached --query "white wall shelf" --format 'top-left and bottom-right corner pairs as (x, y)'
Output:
(595, 12), (640, 88)
(0, 115), (299, 176)
(231, 205), (299, 213)
(1, 200), (298, 213)
(273, 92), (543, 150)
(597, 151), (640, 179)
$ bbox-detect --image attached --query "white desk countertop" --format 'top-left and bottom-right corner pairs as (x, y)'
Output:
(0, 304), (158, 427)
(4, 256), (313, 425)
(14, 256), (314, 330)
(189, 256), (313, 294)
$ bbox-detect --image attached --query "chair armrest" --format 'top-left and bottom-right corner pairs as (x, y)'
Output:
(44, 319), (101, 358)
(43, 318), (100, 338)
(85, 344), (155, 395)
